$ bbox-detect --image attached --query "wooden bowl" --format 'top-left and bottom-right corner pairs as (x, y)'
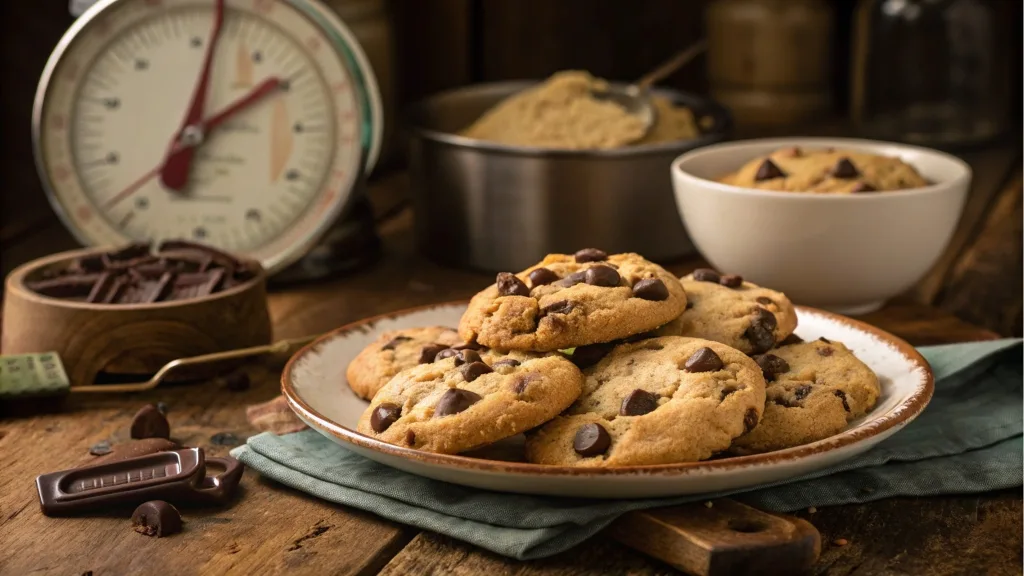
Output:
(1, 247), (273, 387)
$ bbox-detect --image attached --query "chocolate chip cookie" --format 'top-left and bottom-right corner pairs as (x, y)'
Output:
(731, 338), (880, 454)
(458, 250), (687, 352)
(719, 147), (929, 193)
(346, 326), (464, 400)
(356, 351), (583, 454)
(524, 336), (766, 466)
(658, 270), (797, 355)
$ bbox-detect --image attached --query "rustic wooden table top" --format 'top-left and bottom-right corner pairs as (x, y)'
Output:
(0, 144), (1020, 575)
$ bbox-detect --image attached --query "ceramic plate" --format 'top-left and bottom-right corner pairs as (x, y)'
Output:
(282, 302), (933, 498)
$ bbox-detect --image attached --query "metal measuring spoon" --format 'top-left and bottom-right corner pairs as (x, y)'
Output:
(592, 40), (708, 138)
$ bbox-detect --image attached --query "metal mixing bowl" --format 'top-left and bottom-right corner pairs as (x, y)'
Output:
(406, 81), (731, 272)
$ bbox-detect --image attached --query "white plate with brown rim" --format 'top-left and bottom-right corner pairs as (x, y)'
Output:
(282, 302), (933, 499)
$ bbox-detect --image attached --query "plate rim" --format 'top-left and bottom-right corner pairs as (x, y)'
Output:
(281, 301), (934, 477)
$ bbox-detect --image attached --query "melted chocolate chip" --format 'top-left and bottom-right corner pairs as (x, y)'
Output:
(817, 347), (834, 357)
(573, 423), (611, 457)
(685, 301), (694, 310)
(419, 344), (450, 364)
(381, 335), (412, 351)
(370, 403), (401, 432)
(574, 248), (608, 263)
(459, 361), (493, 382)
(571, 343), (615, 369)
(512, 373), (541, 394)
(632, 278), (669, 301)
(557, 271), (587, 287)
(405, 430), (416, 446)
(720, 387), (738, 400)
(584, 265), (621, 287)
(620, 389), (660, 416)
(491, 358), (521, 369)
(743, 408), (760, 433)
(755, 159), (786, 181)
(744, 308), (778, 354)
(541, 300), (576, 316)
(755, 296), (774, 306)
(794, 385), (812, 400)
(832, 157), (860, 179)
(683, 347), (724, 372)
(496, 272), (530, 297)
(754, 354), (790, 382)
(528, 267), (560, 287)
(434, 388), (482, 417)
(835, 390), (851, 412)
(719, 274), (743, 288)
(435, 348), (459, 361)
(455, 349), (482, 365)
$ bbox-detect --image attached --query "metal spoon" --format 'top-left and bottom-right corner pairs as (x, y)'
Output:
(593, 40), (708, 137)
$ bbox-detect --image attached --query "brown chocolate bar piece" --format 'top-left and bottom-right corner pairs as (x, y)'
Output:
(37, 448), (244, 515)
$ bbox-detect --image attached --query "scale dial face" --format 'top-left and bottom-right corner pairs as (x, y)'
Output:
(35, 0), (368, 273)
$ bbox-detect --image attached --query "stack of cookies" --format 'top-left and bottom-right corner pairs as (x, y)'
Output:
(348, 249), (880, 467)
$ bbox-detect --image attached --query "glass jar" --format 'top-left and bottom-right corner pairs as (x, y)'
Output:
(850, 0), (1008, 147)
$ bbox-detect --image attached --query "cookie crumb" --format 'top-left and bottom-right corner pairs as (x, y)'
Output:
(703, 501), (713, 509)
(807, 506), (817, 514)
(833, 538), (848, 546)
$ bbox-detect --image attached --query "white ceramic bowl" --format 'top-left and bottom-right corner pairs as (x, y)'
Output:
(671, 138), (972, 314)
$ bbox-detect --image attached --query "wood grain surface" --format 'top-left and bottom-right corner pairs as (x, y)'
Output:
(0, 151), (1020, 575)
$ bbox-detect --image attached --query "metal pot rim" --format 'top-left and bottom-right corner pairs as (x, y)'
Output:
(405, 80), (732, 158)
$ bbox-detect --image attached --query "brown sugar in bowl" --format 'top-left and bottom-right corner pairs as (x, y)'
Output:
(1, 247), (273, 387)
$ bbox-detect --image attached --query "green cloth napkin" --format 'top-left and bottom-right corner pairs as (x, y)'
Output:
(232, 339), (1022, 560)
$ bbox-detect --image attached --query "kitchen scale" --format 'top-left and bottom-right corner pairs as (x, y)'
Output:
(33, 0), (385, 280)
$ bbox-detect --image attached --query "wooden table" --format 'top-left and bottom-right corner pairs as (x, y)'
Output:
(1, 146), (1020, 575)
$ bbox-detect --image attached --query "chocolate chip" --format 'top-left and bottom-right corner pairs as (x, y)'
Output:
(831, 157), (860, 179)
(130, 404), (170, 440)
(835, 390), (851, 412)
(773, 397), (799, 408)
(512, 373), (541, 394)
(496, 272), (530, 297)
(779, 334), (804, 346)
(691, 268), (720, 283)
(743, 408), (760, 433)
(754, 354), (790, 382)
(419, 344), (449, 364)
(573, 423), (611, 457)
(684, 347), (724, 372)
(131, 501), (182, 538)
(639, 341), (665, 351)
(557, 271), (587, 287)
(817, 347), (834, 357)
(685, 301), (694, 310)
(224, 372), (250, 392)
(541, 300), (576, 316)
(632, 278), (669, 301)
(851, 182), (876, 193)
(574, 248), (608, 263)
(620, 389), (660, 416)
(381, 335), (412, 351)
(405, 431), (416, 446)
(571, 343), (614, 369)
(755, 296), (774, 306)
(435, 348), (459, 361)
(370, 403), (401, 432)
(744, 308), (778, 354)
(818, 337), (832, 344)
(459, 361), (493, 382)
(210, 432), (239, 446)
(491, 358), (521, 369)
(455, 349), (482, 365)
(584, 265), (620, 287)
(754, 159), (786, 181)
(720, 387), (737, 400)
(794, 385), (812, 400)
(434, 388), (482, 417)
(528, 267), (560, 287)
(719, 274), (743, 288)
(89, 441), (112, 456)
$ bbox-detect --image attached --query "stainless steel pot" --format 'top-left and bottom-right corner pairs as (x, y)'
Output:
(406, 82), (731, 272)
